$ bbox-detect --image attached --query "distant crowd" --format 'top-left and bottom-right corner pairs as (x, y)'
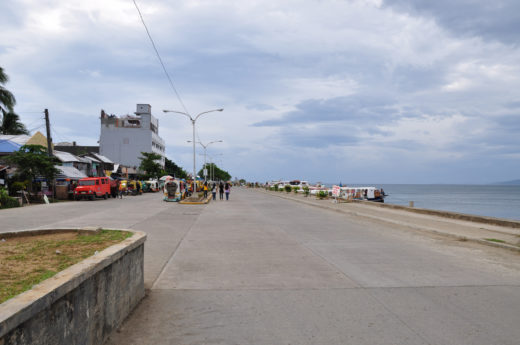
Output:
(202, 181), (232, 201)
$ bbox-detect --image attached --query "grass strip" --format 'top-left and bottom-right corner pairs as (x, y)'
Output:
(0, 230), (132, 304)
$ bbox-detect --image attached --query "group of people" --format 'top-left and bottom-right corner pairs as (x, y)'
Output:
(203, 181), (231, 201)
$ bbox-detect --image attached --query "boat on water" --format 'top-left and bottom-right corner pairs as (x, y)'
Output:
(267, 180), (310, 190)
(289, 180), (309, 189)
(163, 178), (186, 202)
(336, 186), (387, 202)
(266, 179), (386, 202)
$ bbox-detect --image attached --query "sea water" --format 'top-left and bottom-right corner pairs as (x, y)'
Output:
(332, 184), (520, 221)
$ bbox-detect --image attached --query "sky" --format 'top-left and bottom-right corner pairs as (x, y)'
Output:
(1, 0), (519, 184)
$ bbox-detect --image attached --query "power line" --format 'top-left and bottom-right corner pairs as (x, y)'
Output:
(132, 0), (190, 115)
(25, 118), (44, 130)
(27, 124), (45, 134)
(51, 127), (66, 144)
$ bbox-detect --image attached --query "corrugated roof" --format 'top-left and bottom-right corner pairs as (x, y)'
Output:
(56, 165), (87, 179)
(53, 150), (81, 163)
(90, 153), (114, 164)
(0, 135), (31, 146)
(81, 155), (101, 163)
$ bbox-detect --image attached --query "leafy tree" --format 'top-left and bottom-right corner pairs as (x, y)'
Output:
(0, 187), (20, 208)
(199, 163), (231, 181)
(138, 152), (164, 179)
(0, 110), (29, 135)
(7, 145), (60, 193)
(0, 67), (16, 115)
(164, 157), (188, 179)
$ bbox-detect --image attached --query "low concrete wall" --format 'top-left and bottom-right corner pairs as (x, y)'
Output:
(0, 228), (146, 345)
(352, 200), (520, 228)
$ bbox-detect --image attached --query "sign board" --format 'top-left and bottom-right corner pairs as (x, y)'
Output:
(203, 168), (208, 177)
(0, 178), (4, 185)
(332, 185), (341, 197)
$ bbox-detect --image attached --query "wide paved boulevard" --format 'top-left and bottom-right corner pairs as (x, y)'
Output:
(2, 188), (520, 344)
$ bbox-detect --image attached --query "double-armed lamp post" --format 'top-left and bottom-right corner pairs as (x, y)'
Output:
(207, 153), (223, 181)
(162, 108), (223, 194)
(188, 140), (223, 181)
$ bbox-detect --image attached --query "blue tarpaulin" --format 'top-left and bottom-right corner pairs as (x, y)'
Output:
(0, 139), (21, 153)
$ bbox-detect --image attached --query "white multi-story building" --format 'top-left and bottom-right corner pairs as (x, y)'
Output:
(99, 104), (165, 168)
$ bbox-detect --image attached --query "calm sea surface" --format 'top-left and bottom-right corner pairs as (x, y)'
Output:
(326, 184), (520, 221)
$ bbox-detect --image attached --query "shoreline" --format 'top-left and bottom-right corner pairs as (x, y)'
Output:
(313, 183), (520, 221)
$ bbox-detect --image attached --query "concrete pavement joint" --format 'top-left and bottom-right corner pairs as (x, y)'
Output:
(252, 200), (363, 289)
(149, 209), (201, 290)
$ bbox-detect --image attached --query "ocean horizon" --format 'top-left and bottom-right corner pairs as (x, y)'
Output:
(320, 183), (520, 221)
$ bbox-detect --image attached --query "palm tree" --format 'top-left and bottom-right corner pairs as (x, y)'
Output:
(1, 67), (28, 135)
(0, 67), (16, 114)
(0, 110), (29, 135)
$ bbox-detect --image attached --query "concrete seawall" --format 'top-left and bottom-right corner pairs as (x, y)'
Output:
(351, 199), (520, 229)
(0, 228), (146, 345)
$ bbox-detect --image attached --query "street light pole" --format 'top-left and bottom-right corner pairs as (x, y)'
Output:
(189, 140), (223, 181)
(163, 108), (223, 195)
(206, 153), (222, 181)
(203, 153), (223, 181)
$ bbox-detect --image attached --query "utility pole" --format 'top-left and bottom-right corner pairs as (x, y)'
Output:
(44, 109), (53, 157)
(44, 109), (55, 200)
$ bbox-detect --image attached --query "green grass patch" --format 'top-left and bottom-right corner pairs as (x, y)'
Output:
(0, 230), (132, 304)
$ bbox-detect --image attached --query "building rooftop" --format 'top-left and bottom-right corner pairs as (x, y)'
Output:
(54, 150), (81, 163)
(56, 165), (87, 180)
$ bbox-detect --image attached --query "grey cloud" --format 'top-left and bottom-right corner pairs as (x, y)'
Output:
(0, 2), (25, 28)
(278, 128), (361, 149)
(391, 64), (448, 93)
(505, 101), (520, 109)
(246, 103), (276, 111)
(252, 95), (399, 127)
(383, 0), (520, 45)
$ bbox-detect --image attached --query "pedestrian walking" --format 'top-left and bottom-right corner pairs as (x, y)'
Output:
(211, 182), (217, 200)
(224, 182), (231, 201)
(219, 181), (224, 200)
(118, 182), (124, 199)
(203, 182), (208, 198)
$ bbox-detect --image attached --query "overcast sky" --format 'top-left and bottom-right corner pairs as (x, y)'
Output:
(1, 0), (519, 184)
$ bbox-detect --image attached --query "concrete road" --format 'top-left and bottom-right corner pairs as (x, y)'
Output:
(2, 189), (520, 344)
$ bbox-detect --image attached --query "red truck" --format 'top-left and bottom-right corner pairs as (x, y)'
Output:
(74, 177), (111, 200)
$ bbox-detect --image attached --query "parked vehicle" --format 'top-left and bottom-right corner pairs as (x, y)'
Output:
(74, 177), (111, 200)
(119, 180), (128, 194)
(163, 178), (185, 202)
(126, 180), (142, 195)
(144, 179), (160, 192)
